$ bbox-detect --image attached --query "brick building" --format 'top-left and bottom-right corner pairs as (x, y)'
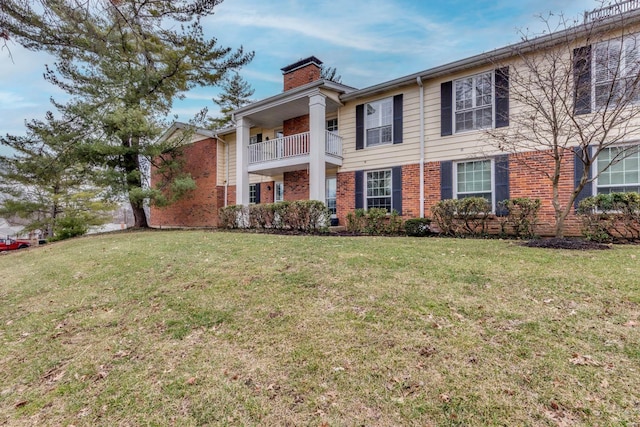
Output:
(151, 6), (640, 236)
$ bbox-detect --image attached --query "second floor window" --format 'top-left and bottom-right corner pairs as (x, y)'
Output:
(326, 119), (338, 132)
(454, 72), (493, 132)
(594, 35), (640, 108)
(365, 98), (393, 147)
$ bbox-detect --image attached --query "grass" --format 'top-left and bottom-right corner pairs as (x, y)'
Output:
(0, 230), (639, 426)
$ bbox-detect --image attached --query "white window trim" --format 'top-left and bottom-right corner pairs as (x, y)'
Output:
(274, 181), (284, 203)
(365, 168), (393, 212)
(326, 176), (337, 217)
(249, 183), (258, 205)
(326, 118), (338, 133)
(453, 159), (496, 211)
(364, 97), (394, 148)
(592, 143), (640, 195)
(592, 34), (640, 110)
(453, 71), (495, 134)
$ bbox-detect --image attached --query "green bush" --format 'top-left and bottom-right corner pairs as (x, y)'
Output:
(222, 201), (329, 232)
(346, 209), (366, 233)
(249, 204), (275, 229)
(577, 192), (640, 242)
(345, 208), (404, 235)
(218, 205), (247, 229)
(50, 215), (89, 241)
(404, 218), (432, 237)
(431, 197), (491, 236)
(498, 198), (541, 239)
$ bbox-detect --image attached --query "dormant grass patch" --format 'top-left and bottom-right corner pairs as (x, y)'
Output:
(1, 231), (638, 426)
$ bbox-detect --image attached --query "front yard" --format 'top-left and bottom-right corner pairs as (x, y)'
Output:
(0, 231), (638, 425)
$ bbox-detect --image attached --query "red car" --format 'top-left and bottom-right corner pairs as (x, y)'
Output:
(0, 238), (30, 251)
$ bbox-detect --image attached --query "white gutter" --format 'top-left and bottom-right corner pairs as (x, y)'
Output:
(417, 76), (425, 218)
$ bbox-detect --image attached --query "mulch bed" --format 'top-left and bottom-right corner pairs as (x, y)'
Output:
(522, 238), (612, 250)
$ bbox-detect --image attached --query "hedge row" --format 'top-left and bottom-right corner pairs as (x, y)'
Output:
(219, 200), (329, 233)
(577, 192), (640, 242)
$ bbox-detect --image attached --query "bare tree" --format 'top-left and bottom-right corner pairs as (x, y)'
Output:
(486, 9), (640, 237)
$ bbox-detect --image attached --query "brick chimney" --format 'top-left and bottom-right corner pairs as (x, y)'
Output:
(281, 56), (323, 91)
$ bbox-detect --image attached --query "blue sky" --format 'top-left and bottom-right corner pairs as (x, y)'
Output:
(0, 0), (598, 156)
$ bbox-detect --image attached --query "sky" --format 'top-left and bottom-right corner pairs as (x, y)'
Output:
(0, 0), (600, 156)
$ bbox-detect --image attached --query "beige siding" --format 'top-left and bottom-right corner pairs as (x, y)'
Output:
(339, 85), (422, 172)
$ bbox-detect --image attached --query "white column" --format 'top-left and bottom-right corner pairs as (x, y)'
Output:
(235, 117), (250, 206)
(308, 93), (326, 202)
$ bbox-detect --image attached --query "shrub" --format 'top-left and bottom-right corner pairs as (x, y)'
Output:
(345, 209), (404, 235)
(498, 198), (541, 239)
(285, 200), (329, 232)
(218, 205), (247, 229)
(577, 192), (640, 242)
(431, 197), (491, 236)
(249, 204), (275, 229)
(387, 210), (404, 235)
(50, 215), (89, 241)
(272, 201), (290, 230)
(346, 209), (366, 233)
(404, 218), (432, 237)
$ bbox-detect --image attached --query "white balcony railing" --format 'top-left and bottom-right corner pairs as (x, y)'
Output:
(325, 131), (342, 157)
(584, 0), (640, 23)
(248, 131), (342, 165)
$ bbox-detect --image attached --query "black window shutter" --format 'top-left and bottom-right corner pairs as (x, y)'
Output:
(392, 166), (403, 215)
(494, 155), (510, 216)
(355, 170), (364, 209)
(355, 104), (364, 150)
(573, 46), (592, 115)
(574, 146), (593, 210)
(440, 161), (453, 200)
(441, 81), (453, 136)
(256, 133), (262, 143)
(254, 183), (261, 204)
(393, 94), (403, 144)
(495, 67), (510, 128)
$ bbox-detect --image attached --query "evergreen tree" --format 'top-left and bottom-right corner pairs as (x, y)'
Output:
(0, 112), (114, 239)
(207, 72), (255, 130)
(0, 0), (253, 227)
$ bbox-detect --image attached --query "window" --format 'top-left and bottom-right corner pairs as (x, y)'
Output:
(596, 146), (640, 194)
(249, 184), (258, 204)
(274, 182), (284, 202)
(455, 160), (493, 202)
(275, 130), (284, 139)
(365, 98), (393, 147)
(326, 119), (338, 132)
(366, 169), (392, 212)
(454, 72), (493, 132)
(593, 35), (640, 108)
(326, 177), (337, 215)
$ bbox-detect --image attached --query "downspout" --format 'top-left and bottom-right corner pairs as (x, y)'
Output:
(417, 76), (425, 218)
(214, 132), (229, 207)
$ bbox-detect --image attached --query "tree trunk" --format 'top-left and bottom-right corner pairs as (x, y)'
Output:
(123, 136), (149, 228)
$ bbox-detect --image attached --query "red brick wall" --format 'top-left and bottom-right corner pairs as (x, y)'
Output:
(259, 181), (275, 204)
(150, 137), (219, 227)
(283, 63), (321, 91)
(284, 170), (309, 201)
(283, 115), (310, 136)
(336, 171), (355, 225)
(508, 149), (580, 236)
(338, 154), (582, 237)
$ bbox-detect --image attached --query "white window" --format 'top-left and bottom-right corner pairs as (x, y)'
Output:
(593, 34), (640, 108)
(596, 146), (640, 194)
(326, 177), (337, 215)
(454, 72), (493, 132)
(274, 182), (284, 202)
(366, 169), (392, 212)
(455, 160), (493, 204)
(249, 184), (258, 204)
(365, 98), (393, 147)
(326, 118), (338, 132)
(250, 135), (259, 145)
(275, 130), (284, 139)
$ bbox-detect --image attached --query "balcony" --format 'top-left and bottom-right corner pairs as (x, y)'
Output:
(248, 131), (343, 174)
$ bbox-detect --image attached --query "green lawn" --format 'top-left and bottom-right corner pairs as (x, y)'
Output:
(1, 231), (639, 426)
